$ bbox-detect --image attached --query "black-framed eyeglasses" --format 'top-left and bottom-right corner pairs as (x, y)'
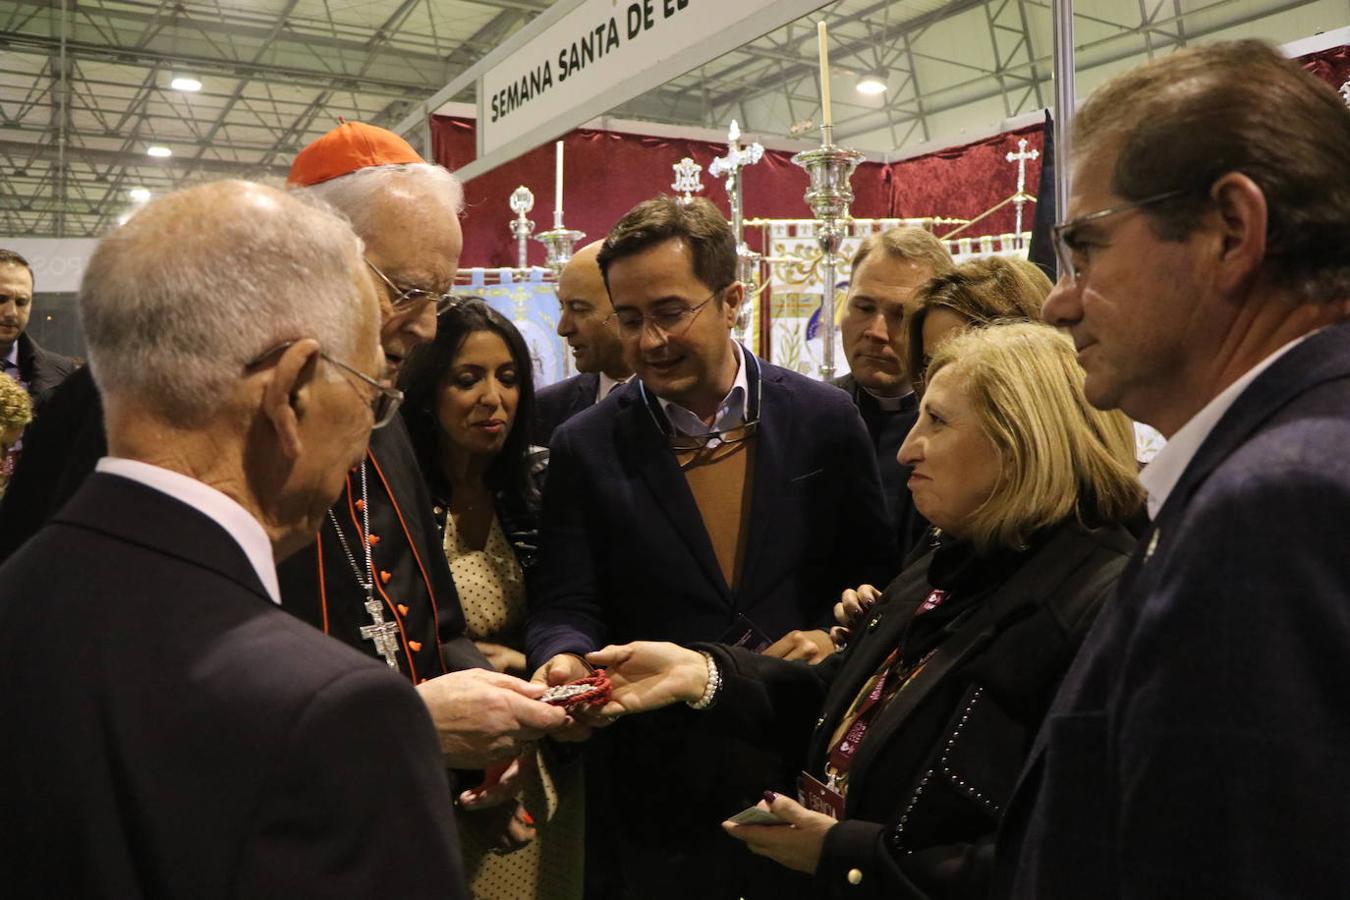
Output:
(247, 340), (404, 429)
(606, 286), (722, 337)
(1052, 188), (1190, 287)
(366, 259), (458, 316)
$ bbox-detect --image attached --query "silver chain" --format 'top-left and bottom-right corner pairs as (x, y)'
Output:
(327, 461), (374, 599)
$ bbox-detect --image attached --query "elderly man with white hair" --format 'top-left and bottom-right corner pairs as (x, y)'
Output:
(0, 180), (469, 897)
(0, 122), (571, 777)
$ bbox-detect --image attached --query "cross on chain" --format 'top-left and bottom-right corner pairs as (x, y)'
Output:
(359, 598), (402, 669)
(1006, 137), (1040, 241)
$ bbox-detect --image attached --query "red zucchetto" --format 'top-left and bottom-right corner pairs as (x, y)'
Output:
(287, 120), (424, 187)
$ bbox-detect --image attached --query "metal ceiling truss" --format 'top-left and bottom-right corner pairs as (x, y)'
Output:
(0, 0), (1337, 237)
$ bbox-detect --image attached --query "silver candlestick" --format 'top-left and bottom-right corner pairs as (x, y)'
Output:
(792, 124), (864, 380)
(534, 207), (585, 277)
(508, 186), (536, 269)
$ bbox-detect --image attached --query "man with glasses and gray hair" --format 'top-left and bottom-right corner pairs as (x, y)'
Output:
(0, 122), (569, 776)
(0, 180), (469, 897)
(526, 196), (895, 898)
(996, 40), (1350, 897)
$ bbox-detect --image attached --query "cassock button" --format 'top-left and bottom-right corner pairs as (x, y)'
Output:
(408, 640), (423, 652)
(847, 868), (863, 886)
(367, 533), (381, 546)
(354, 499), (365, 511)
(397, 603), (410, 617)
(433, 505), (443, 515)
(380, 569), (392, 585)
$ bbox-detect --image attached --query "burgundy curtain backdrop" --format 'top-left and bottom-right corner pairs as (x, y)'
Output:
(433, 42), (1347, 269)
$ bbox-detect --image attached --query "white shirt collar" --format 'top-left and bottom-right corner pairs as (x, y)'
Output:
(861, 383), (912, 413)
(2, 342), (17, 369)
(1138, 333), (1312, 520)
(656, 341), (749, 436)
(596, 371), (632, 405)
(95, 457), (282, 604)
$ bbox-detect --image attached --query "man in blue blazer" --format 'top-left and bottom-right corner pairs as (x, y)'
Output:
(0, 181), (467, 897)
(997, 41), (1350, 897)
(532, 240), (632, 446)
(527, 197), (896, 898)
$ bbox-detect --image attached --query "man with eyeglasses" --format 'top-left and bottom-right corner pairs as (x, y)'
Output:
(531, 240), (633, 446)
(0, 123), (569, 776)
(527, 197), (896, 898)
(0, 180), (468, 896)
(996, 42), (1350, 897)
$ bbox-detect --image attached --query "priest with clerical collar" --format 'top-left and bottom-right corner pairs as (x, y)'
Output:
(832, 227), (956, 562)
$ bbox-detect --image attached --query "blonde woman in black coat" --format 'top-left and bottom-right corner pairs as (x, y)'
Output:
(587, 323), (1143, 899)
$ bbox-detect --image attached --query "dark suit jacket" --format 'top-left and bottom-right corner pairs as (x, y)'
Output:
(701, 519), (1132, 900)
(15, 331), (76, 399)
(997, 320), (1350, 899)
(0, 367), (488, 675)
(0, 473), (466, 898)
(831, 372), (928, 560)
(528, 353), (896, 662)
(527, 350), (896, 898)
(531, 371), (598, 447)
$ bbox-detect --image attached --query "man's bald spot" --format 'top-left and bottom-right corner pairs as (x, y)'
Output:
(566, 240), (604, 279)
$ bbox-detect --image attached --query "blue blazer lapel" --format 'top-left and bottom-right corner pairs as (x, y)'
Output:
(736, 368), (792, 604)
(614, 390), (729, 598)
(1138, 322), (1350, 585)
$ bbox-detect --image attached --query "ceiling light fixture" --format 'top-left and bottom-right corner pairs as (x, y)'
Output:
(147, 145), (172, 158)
(170, 76), (202, 92)
(856, 74), (887, 95)
(128, 187), (151, 202)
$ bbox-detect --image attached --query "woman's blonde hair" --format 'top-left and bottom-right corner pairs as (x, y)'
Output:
(0, 372), (32, 432)
(926, 322), (1142, 551)
(907, 255), (1051, 389)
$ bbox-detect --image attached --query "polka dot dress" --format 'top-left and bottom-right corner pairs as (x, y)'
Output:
(445, 512), (584, 900)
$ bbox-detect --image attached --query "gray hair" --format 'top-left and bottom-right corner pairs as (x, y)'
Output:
(294, 162), (465, 236)
(81, 179), (367, 425)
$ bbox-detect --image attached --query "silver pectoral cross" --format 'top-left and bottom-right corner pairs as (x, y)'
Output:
(360, 598), (402, 669)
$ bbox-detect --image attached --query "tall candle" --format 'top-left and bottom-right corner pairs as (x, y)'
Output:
(555, 140), (564, 219)
(817, 20), (832, 128)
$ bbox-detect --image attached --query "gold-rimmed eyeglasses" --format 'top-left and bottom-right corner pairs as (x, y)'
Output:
(366, 259), (459, 316)
(605, 286), (722, 337)
(247, 340), (404, 429)
(1052, 188), (1190, 287)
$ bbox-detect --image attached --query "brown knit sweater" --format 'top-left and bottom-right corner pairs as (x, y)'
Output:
(674, 435), (757, 589)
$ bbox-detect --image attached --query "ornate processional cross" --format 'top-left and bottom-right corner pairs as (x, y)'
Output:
(671, 157), (705, 205)
(1006, 138), (1040, 242)
(709, 120), (764, 196)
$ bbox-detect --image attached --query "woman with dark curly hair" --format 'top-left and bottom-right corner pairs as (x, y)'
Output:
(400, 299), (582, 900)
